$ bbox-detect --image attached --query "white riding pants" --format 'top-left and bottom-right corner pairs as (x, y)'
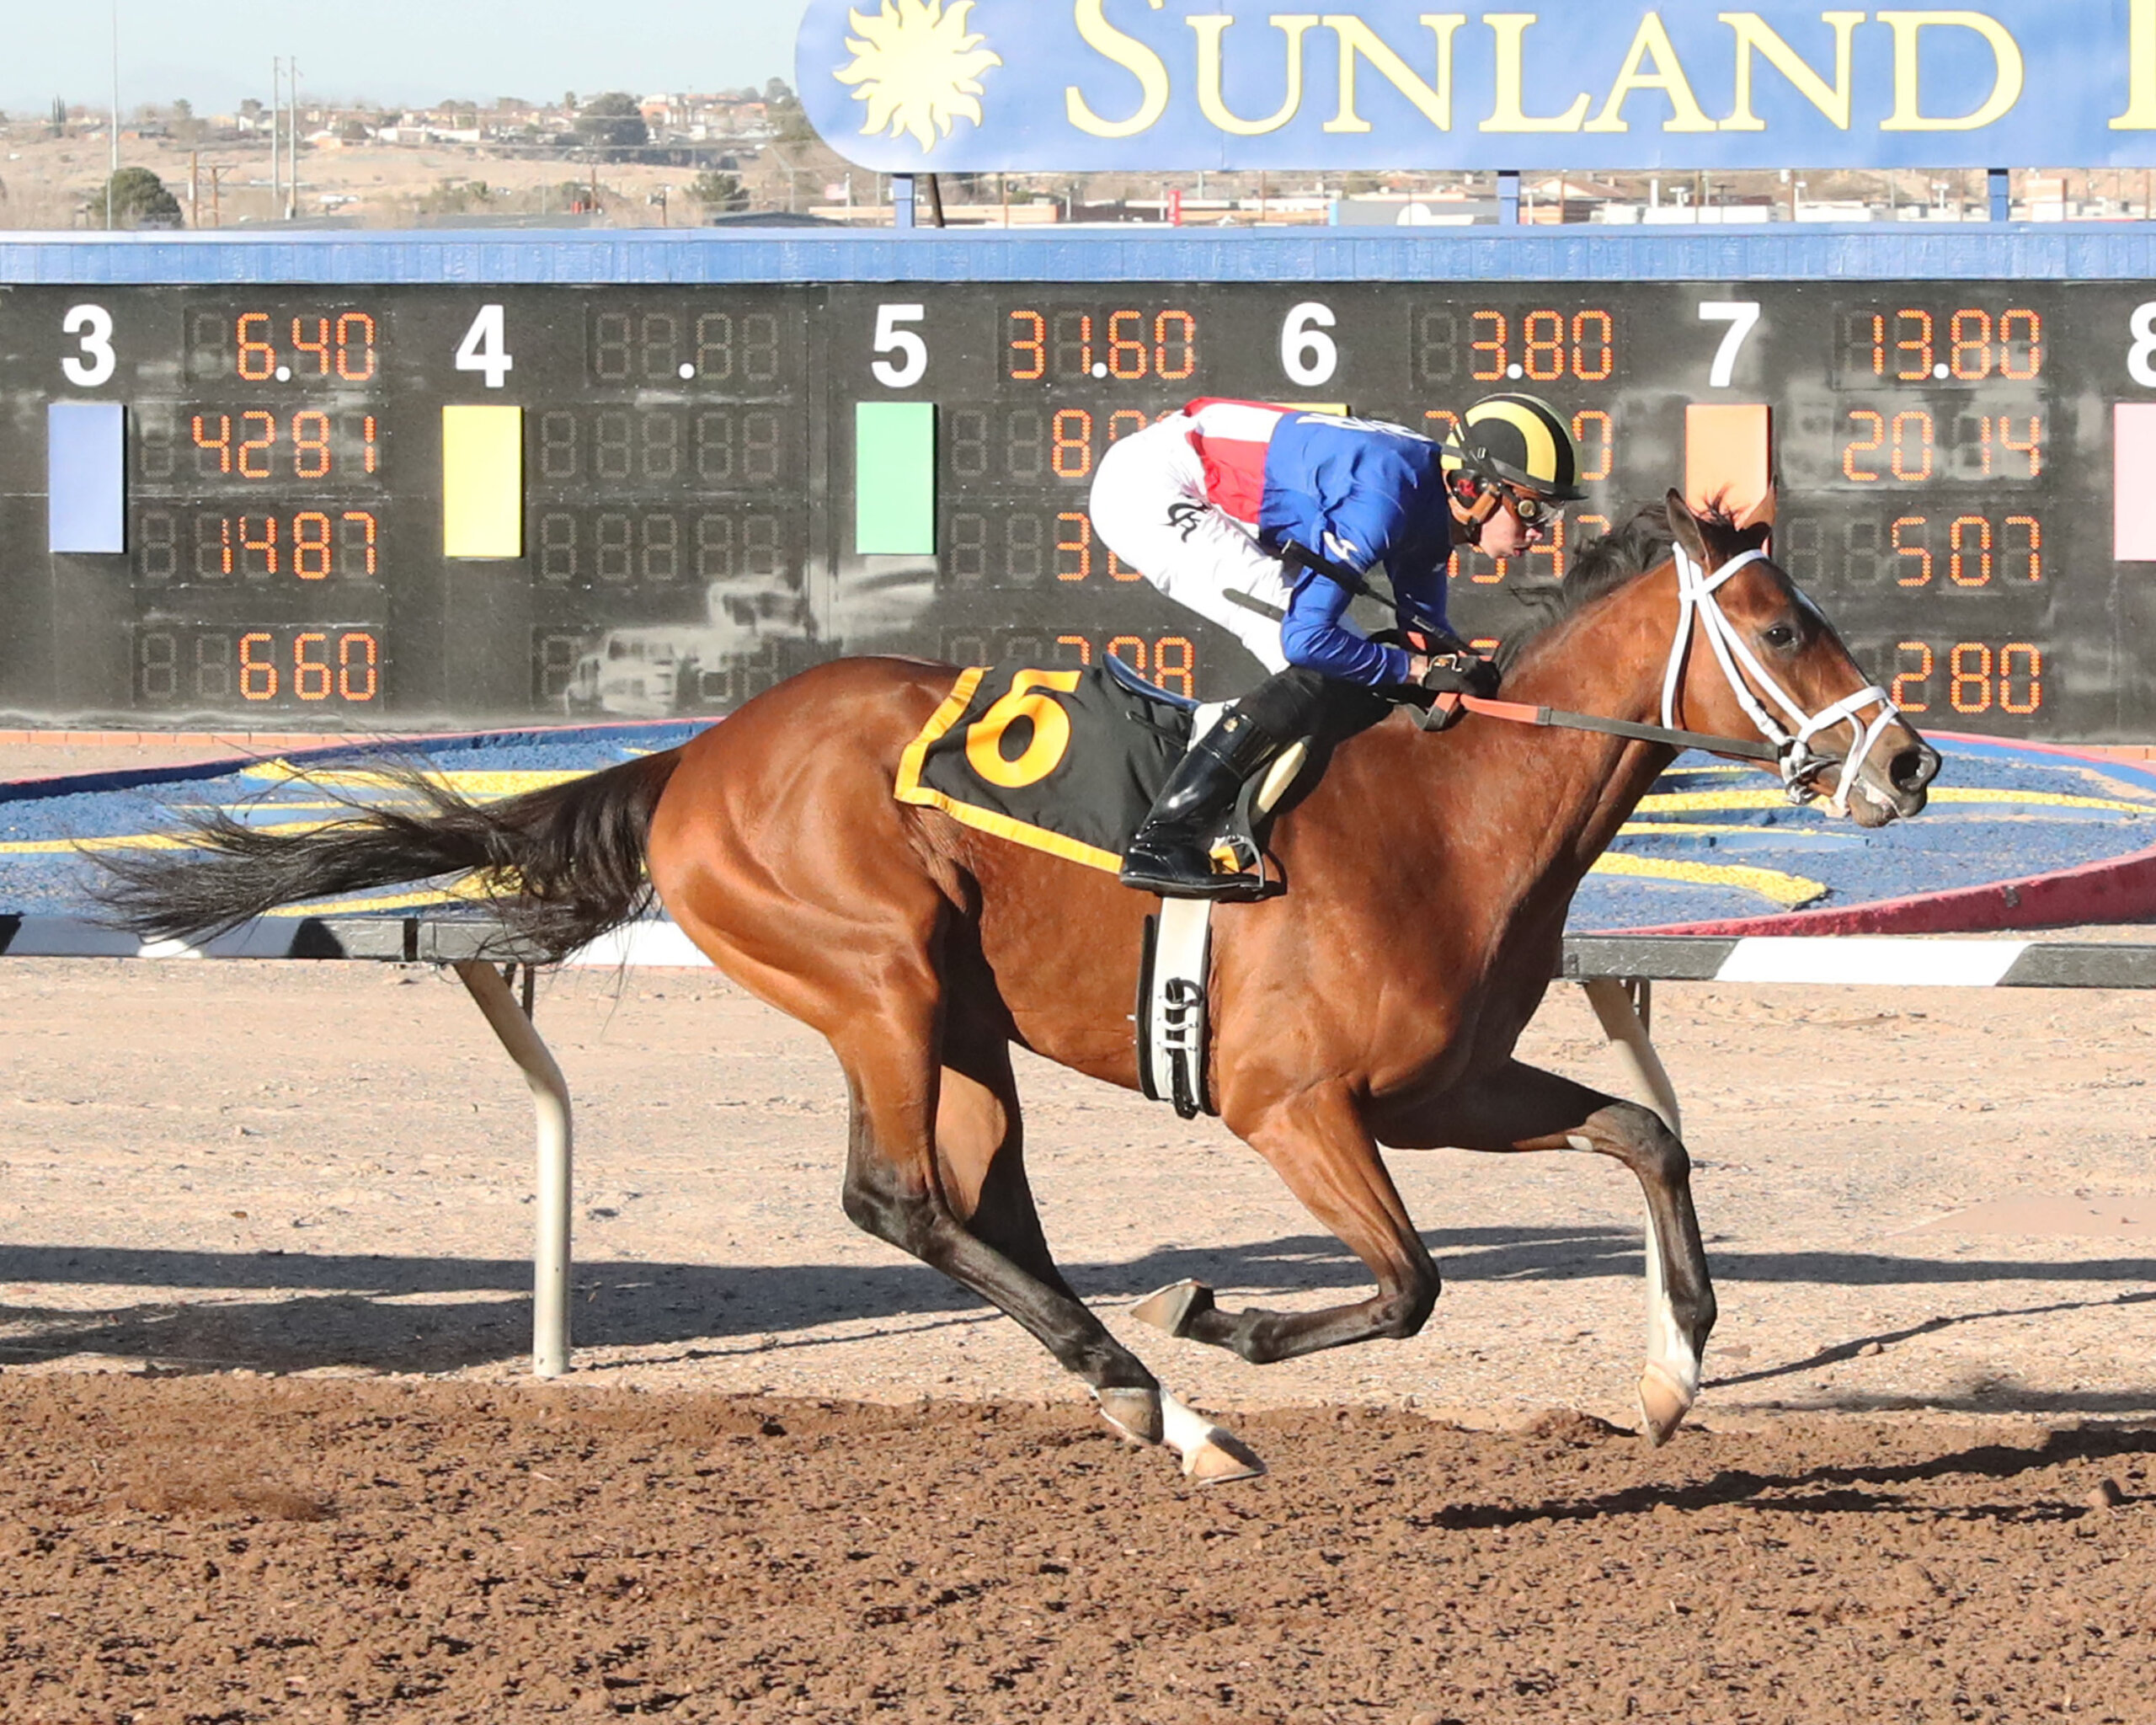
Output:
(1088, 415), (1293, 674)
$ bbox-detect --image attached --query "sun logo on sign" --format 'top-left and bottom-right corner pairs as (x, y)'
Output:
(835, 0), (1002, 154)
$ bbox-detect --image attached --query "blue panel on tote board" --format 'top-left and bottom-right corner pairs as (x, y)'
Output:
(47, 401), (125, 555)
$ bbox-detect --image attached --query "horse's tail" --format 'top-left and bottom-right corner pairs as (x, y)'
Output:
(93, 749), (686, 963)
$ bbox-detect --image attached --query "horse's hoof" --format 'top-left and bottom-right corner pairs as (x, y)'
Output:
(1637, 1361), (1695, 1446)
(1182, 1430), (1267, 1486)
(1095, 1386), (1164, 1447)
(1131, 1279), (1216, 1338)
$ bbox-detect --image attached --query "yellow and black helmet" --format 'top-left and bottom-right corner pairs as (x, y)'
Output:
(1443, 393), (1586, 502)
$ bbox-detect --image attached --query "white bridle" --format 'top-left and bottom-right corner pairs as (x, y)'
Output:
(1662, 546), (1903, 814)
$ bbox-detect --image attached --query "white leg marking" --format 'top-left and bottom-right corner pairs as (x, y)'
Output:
(1160, 1390), (1266, 1484)
(1566, 1134), (1595, 1152)
(1636, 1203), (1700, 1445)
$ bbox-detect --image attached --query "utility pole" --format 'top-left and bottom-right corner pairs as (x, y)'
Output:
(107, 0), (120, 229)
(286, 59), (300, 219)
(210, 163), (222, 227)
(270, 58), (281, 220)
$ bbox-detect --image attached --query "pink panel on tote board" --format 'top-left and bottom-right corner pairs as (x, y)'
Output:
(2114, 403), (2156, 561)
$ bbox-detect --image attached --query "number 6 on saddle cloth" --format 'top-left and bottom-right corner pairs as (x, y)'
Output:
(893, 658), (1315, 1119)
(893, 656), (1310, 891)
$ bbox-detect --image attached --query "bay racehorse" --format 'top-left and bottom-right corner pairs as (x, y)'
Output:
(102, 494), (1939, 1482)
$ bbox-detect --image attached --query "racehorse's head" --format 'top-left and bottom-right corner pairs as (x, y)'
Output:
(1661, 490), (1940, 830)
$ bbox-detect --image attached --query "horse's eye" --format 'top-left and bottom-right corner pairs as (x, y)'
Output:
(1763, 623), (1798, 650)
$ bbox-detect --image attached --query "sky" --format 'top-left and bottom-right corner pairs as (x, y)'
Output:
(8, 0), (815, 116)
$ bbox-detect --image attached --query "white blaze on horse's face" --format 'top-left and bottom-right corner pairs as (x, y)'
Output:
(1663, 522), (1940, 830)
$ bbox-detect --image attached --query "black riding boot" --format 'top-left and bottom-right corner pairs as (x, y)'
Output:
(1118, 708), (1283, 900)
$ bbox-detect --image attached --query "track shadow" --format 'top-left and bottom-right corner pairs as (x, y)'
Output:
(1, 1231), (2150, 1387)
(1418, 1423), (2156, 1530)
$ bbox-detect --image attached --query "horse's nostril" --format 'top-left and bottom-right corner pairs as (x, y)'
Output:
(1892, 745), (1941, 793)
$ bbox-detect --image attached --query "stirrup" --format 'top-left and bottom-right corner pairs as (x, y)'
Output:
(1119, 825), (1277, 901)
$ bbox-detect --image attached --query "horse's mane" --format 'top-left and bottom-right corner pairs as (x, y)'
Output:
(1496, 499), (1742, 669)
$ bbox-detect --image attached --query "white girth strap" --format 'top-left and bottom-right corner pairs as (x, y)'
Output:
(1662, 546), (1902, 814)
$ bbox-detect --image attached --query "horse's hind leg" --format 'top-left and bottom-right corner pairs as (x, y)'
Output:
(1426, 1060), (1716, 1445)
(935, 1018), (1262, 1482)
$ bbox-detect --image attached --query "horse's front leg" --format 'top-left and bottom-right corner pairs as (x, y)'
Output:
(1388, 1059), (1716, 1445)
(1134, 1080), (1444, 1363)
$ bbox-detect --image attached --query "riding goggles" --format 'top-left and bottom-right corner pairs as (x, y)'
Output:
(1459, 480), (1561, 532)
(1502, 486), (1559, 527)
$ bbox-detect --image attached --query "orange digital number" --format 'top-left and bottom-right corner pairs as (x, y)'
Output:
(1995, 415), (2042, 478)
(237, 410), (277, 480)
(1523, 309), (1565, 382)
(191, 413), (233, 475)
(1572, 310), (1614, 382)
(293, 633), (333, 701)
(1008, 310), (1047, 382)
(1895, 309), (1935, 382)
(1889, 409), (1934, 482)
(1470, 311), (1507, 382)
(1056, 512), (1091, 582)
(1951, 643), (1993, 712)
(2006, 515), (2041, 583)
(292, 411), (332, 479)
(1154, 310), (1198, 382)
(1844, 410), (1886, 482)
(1052, 409), (1094, 479)
(343, 511), (379, 576)
(334, 312), (378, 381)
(1949, 310), (1992, 381)
(339, 632), (381, 701)
(1572, 410), (1613, 483)
(2000, 309), (2042, 380)
(239, 515), (280, 575)
(1892, 642), (1935, 710)
(1999, 643), (2043, 713)
(291, 318), (332, 377)
(1049, 633), (1195, 697)
(293, 513), (332, 580)
(1893, 515), (1931, 587)
(1107, 409), (1150, 446)
(1107, 311), (1148, 381)
(1949, 515), (1993, 587)
(1153, 637), (1195, 697)
(236, 312), (275, 381)
(239, 632), (279, 700)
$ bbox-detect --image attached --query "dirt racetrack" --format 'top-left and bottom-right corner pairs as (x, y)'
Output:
(0, 949), (2151, 1723)
(2, 721), (2154, 1722)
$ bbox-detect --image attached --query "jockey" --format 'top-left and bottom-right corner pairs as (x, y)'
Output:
(1089, 392), (1585, 900)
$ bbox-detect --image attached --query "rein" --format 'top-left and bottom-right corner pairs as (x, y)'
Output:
(1417, 543), (1903, 808)
(1416, 692), (1780, 762)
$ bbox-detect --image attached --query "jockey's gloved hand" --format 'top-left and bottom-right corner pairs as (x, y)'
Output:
(1419, 649), (1500, 699)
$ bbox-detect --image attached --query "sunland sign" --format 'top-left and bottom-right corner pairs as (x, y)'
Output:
(794, 0), (2156, 171)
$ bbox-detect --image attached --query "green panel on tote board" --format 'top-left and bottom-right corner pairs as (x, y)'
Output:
(855, 402), (937, 556)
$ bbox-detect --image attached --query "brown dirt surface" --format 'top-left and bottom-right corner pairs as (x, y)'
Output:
(3, 742), (2156, 1719)
(0, 1378), (2148, 1725)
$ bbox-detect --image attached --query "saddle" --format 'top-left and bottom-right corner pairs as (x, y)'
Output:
(894, 660), (1319, 1119)
(893, 660), (1305, 879)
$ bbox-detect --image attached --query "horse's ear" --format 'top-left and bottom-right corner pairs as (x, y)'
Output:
(1664, 489), (1710, 566)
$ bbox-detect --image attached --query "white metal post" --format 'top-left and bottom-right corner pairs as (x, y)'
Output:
(1579, 976), (1683, 1137)
(454, 959), (573, 1377)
